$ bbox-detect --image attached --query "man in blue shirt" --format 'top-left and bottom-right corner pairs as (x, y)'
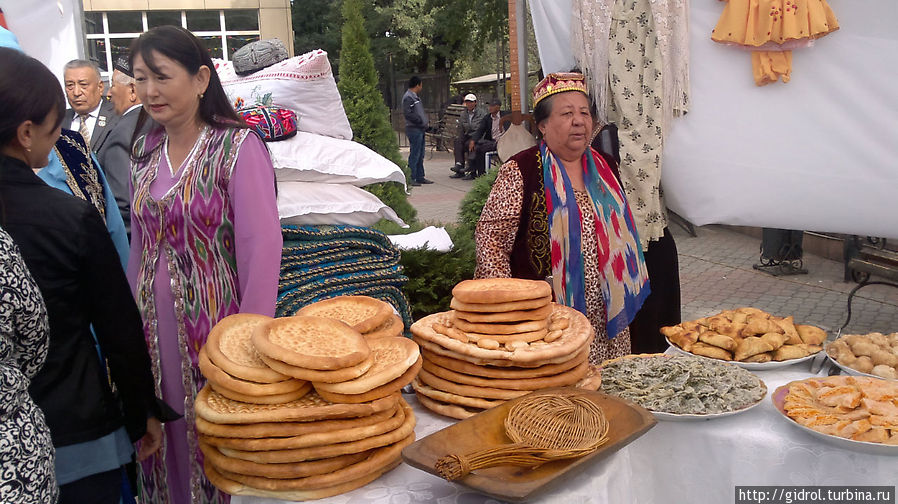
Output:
(402, 76), (432, 186)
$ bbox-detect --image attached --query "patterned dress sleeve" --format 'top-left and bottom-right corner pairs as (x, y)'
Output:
(228, 133), (283, 317)
(0, 230), (50, 380)
(474, 160), (524, 279)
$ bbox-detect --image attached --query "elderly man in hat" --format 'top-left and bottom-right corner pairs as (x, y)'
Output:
(464, 97), (506, 179)
(450, 93), (486, 178)
(97, 55), (150, 239)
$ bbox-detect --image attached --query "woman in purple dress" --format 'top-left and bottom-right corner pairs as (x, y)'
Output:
(126, 26), (282, 504)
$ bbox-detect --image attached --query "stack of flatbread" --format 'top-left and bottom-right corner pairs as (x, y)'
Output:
(200, 314), (311, 404)
(296, 295), (404, 340)
(662, 307), (826, 363)
(409, 278), (601, 419)
(196, 310), (420, 500)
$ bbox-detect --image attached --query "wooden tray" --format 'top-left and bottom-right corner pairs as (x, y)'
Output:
(401, 387), (656, 502)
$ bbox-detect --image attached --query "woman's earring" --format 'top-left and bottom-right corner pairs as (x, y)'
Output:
(199, 92), (204, 99)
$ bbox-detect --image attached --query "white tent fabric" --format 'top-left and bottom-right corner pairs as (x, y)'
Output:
(528, 0), (898, 237)
(1, 0), (82, 88)
(528, 0), (577, 74)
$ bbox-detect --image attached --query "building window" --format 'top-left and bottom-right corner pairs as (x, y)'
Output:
(85, 9), (261, 78)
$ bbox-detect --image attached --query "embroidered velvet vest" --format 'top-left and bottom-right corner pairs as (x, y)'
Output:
(509, 146), (551, 281)
(131, 126), (247, 504)
(507, 145), (623, 283)
(54, 129), (106, 219)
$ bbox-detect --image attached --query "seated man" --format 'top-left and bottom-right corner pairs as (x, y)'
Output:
(464, 98), (505, 179)
(450, 93), (485, 178)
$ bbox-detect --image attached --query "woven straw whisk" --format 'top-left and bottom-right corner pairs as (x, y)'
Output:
(435, 392), (610, 480)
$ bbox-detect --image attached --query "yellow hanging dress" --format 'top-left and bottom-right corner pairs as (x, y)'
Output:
(711, 0), (839, 85)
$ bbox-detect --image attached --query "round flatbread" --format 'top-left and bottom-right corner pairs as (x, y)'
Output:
(421, 358), (588, 390)
(420, 347), (588, 379)
(411, 377), (505, 409)
(201, 442), (370, 479)
(314, 357), (422, 404)
(450, 296), (552, 313)
(210, 381), (312, 405)
(411, 305), (593, 366)
(201, 403), (406, 452)
(415, 393), (481, 420)
(203, 456), (398, 500)
(363, 314), (404, 340)
(195, 386), (399, 424)
(576, 364), (602, 391)
(452, 317), (549, 335)
(199, 346), (306, 397)
(314, 337), (419, 395)
(194, 406), (397, 440)
(258, 352), (374, 384)
(452, 278), (552, 304)
(462, 328), (549, 344)
(296, 296), (393, 334)
(417, 368), (529, 400)
(212, 433), (414, 491)
(217, 400), (415, 464)
(252, 316), (370, 371)
(453, 304), (554, 323)
(205, 314), (289, 383)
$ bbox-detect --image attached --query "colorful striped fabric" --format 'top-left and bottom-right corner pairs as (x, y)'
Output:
(276, 225), (412, 329)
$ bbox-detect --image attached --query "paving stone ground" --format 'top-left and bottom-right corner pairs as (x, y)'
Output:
(402, 147), (898, 337)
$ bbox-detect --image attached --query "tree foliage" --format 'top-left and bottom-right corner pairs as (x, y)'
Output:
(292, 0), (342, 70)
(338, 0), (416, 223)
(292, 0), (508, 76)
(373, 0), (507, 73)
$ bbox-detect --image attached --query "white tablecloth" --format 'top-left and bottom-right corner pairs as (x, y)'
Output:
(233, 364), (896, 504)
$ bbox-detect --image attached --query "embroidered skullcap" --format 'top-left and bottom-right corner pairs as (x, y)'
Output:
(113, 54), (133, 77)
(532, 72), (588, 108)
(232, 39), (288, 76)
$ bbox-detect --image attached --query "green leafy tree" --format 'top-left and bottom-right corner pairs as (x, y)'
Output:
(292, 0), (342, 71)
(338, 0), (416, 223)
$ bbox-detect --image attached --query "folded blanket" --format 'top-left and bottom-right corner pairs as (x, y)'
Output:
(277, 282), (412, 329)
(280, 249), (400, 277)
(277, 224), (412, 329)
(282, 224), (396, 248)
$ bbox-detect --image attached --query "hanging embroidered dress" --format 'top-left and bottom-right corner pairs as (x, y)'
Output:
(711, 0), (839, 85)
(127, 126), (282, 504)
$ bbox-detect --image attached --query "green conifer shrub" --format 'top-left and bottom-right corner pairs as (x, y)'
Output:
(338, 0), (416, 223)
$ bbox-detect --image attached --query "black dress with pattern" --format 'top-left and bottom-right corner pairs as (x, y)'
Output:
(0, 228), (58, 503)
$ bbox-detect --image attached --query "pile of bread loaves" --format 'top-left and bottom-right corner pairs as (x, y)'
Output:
(662, 307), (826, 363)
(410, 278), (601, 419)
(195, 296), (419, 500)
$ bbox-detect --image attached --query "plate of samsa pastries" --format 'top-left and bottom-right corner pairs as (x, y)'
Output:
(826, 332), (898, 380)
(663, 307), (825, 370)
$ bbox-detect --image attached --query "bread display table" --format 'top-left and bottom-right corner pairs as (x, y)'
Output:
(232, 364), (896, 504)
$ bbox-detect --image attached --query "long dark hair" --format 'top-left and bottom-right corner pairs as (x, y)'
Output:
(129, 26), (245, 160)
(0, 47), (66, 148)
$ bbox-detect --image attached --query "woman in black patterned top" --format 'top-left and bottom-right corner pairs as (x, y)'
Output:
(0, 227), (58, 503)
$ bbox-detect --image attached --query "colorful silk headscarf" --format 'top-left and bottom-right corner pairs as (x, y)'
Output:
(541, 141), (650, 337)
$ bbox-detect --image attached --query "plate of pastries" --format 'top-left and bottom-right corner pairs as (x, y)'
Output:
(773, 375), (898, 454)
(826, 332), (898, 380)
(662, 308), (825, 370)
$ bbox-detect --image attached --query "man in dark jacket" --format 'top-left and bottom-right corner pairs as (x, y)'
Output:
(98, 55), (152, 239)
(463, 98), (506, 179)
(402, 76), (432, 186)
(450, 93), (486, 178)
